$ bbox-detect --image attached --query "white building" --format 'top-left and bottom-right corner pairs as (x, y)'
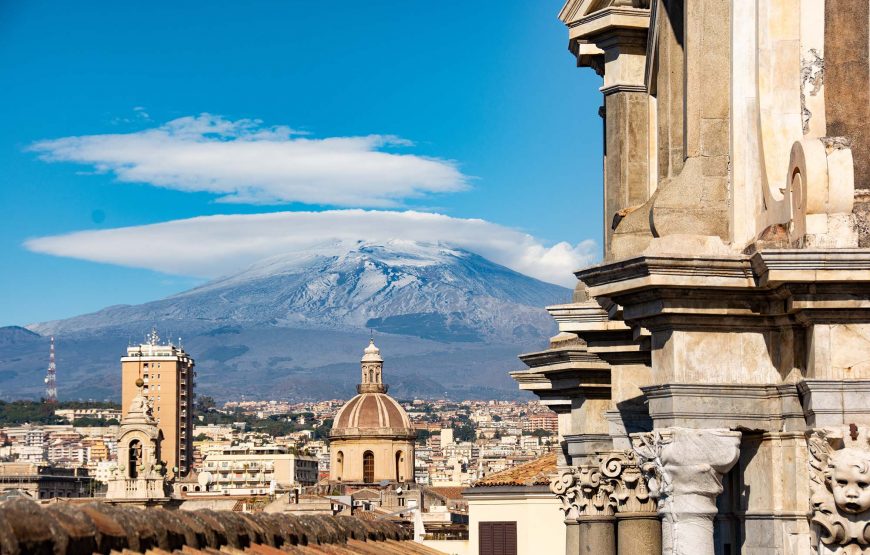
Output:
(202, 444), (318, 495)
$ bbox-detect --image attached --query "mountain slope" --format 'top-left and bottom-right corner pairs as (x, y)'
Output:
(6, 241), (570, 401)
(31, 240), (570, 342)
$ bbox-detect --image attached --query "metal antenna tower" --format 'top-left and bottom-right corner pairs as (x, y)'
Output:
(44, 336), (57, 403)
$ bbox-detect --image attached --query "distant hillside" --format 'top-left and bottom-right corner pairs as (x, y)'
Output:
(2, 241), (569, 402)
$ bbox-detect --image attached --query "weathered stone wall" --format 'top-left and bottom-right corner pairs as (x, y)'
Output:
(826, 0), (870, 245)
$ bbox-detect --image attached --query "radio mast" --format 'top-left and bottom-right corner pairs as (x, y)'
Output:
(44, 336), (57, 403)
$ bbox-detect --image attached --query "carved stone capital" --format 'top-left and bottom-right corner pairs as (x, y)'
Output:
(631, 428), (741, 555)
(808, 427), (870, 553)
(550, 463), (615, 519)
(598, 450), (656, 514)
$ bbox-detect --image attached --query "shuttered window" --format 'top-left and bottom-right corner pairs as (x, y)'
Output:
(363, 451), (374, 483)
(479, 521), (517, 555)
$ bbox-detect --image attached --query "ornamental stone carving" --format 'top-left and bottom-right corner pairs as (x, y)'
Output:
(550, 463), (615, 519)
(808, 428), (870, 554)
(632, 428), (741, 555)
(598, 450), (656, 515)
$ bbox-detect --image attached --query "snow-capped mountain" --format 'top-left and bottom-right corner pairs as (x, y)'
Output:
(4, 241), (571, 401)
(31, 240), (570, 341)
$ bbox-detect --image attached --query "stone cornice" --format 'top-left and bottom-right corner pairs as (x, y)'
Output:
(576, 250), (870, 331)
(600, 83), (648, 95)
(568, 7), (650, 38)
(578, 255), (757, 296)
(519, 346), (610, 369)
(544, 303), (651, 364)
(751, 249), (870, 286)
(329, 429), (416, 441)
(567, 6), (650, 68)
(641, 383), (805, 431)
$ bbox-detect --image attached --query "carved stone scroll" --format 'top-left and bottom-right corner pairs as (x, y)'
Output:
(550, 463), (615, 519)
(599, 450), (657, 515)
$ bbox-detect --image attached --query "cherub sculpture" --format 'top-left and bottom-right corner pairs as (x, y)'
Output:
(828, 448), (870, 515)
(808, 430), (870, 553)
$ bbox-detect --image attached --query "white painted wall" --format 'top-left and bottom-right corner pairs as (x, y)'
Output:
(466, 489), (565, 555)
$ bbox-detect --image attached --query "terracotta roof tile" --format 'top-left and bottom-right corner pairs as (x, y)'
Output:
(472, 452), (557, 487)
(426, 487), (465, 500)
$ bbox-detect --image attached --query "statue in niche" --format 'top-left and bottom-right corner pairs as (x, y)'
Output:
(808, 429), (870, 554)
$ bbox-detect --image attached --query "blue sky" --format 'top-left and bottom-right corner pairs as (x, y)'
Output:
(0, 1), (604, 327)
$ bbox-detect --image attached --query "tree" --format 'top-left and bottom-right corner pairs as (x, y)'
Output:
(197, 396), (217, 411)
(452, 423), (476, 442)
(313, 419), (333, 440)
(415, 429), (432, 445)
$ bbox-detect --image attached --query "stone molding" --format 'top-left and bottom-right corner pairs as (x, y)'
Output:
(799, 380), (870, 428)
(511, 339), (612, 408)
(600, 83), (648, 96)
(807, 428), (870, 553)
(632, 428), (741, 555)
(576, 250), (870, 333)
(642, 383), (804, 431)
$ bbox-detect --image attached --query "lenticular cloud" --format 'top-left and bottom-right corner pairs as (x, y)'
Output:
(24, 210), (597, 287)
(29, 114), (468, 207)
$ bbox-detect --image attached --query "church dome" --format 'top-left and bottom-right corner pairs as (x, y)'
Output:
(331, 392), (414, 437)
(330, 341), (415, 440)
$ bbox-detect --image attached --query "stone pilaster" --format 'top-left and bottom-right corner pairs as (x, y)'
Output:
(632, 428), (741, 555)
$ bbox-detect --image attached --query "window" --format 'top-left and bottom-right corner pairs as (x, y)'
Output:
(479, 522), (516, 555)
(395, 450), (403, 482)
(128, 440), (142, 479)
(336, 451), (344, 480)
(363, 451), (374, 483)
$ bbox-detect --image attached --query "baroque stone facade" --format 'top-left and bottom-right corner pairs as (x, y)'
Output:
(513, 1), (870, 554)
(106, 379), (168, 502)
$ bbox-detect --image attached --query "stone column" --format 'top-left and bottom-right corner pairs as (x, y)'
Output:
(632, 428), (741, 555)
(599, 450), (661, 555)
(551, 465), (616, 555)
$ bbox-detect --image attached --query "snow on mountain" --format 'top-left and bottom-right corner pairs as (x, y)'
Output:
(31, 240), (571, 342)
(8, 240), (572, 401)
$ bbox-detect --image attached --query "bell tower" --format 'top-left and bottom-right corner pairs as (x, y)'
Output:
(358, 339), (387, 394)
(106, 378), (168, 502)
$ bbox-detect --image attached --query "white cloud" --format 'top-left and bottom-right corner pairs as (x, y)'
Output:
(29, 114), (469, 207)
(24, 210), (597, 287)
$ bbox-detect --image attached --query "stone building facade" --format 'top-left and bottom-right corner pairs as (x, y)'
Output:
(329, 341), (416, 484)
(512, 1), (870, 554)
(106, 379), (168, 503)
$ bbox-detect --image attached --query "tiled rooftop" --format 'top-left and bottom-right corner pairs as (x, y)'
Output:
(0, 498), (446, 555)
(426, 487), (465, 501)
(471, 452), (557, 487)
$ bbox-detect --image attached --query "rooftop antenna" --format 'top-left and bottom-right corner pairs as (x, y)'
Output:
(44, 336), (57, 403)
